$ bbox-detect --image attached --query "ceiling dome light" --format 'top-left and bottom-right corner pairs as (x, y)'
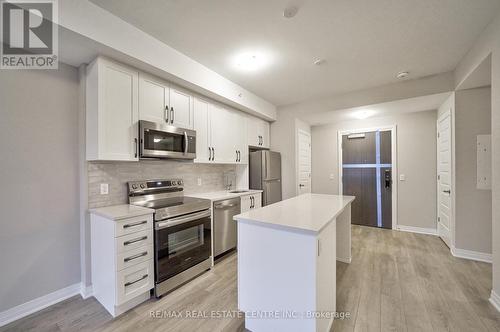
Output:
(352, 110), (375, 120)
(233, 51), (271, 72)
(396, 71), (409, 79)
(283, 6), (298, 18)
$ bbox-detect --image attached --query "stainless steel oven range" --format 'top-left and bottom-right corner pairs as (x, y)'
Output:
(128, 179), (211, 297)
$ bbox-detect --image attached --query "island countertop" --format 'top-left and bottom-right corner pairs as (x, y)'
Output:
(233, 193), (355, 233)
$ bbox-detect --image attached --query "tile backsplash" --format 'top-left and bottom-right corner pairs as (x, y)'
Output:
(88, 160), (236, 208)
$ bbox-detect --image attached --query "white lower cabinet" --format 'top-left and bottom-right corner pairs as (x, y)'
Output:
(241, 193), (262, 213)
(90, 206), (154, 317)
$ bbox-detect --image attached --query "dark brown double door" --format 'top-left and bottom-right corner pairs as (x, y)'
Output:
(342, 131), (392, 229)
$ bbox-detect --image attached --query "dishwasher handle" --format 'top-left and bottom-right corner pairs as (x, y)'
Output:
(215, 203), (238, 209)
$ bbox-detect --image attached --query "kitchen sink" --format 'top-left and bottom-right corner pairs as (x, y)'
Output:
(229, 190), (249, 193)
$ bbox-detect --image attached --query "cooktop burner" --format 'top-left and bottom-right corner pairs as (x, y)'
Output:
(127, 179), (211, 221)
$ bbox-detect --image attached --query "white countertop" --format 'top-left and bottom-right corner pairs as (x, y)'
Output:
(89, 204), (154, 220)
(187, 189), (263, 202)
(234, 193), (355, 233)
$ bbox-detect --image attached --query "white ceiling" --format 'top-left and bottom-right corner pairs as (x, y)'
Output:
(90, 0), (500, 106)
(305, 92), (451, 126)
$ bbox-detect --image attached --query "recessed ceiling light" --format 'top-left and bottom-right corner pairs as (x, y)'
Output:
(396, 71), (409, 79)
(233, 51), (271, 72)
(313, 58), (326, 66)
(283, 6), (298, 18)
(352, 110), (375, 120)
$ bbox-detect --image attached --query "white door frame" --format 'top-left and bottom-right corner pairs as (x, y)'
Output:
(337, 125), (398, 230)
(296, 129), (312, 195)
(437, 109), (455, 248)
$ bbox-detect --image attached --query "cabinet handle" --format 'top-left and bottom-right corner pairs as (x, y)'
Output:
(213, 147), (215, 160)
(208, 147), (212, 161)
(250, 196), (254, 208)
(123, 220), (147, 229)
(124, 236), (147, 246)
(124, 274), (148, 287)
(124, 251), (148, 262)
(238, 151), (240, 162)
(165, 105), (169, 123)
(170, 107), (174, 124)
(134, 138), (138, 158)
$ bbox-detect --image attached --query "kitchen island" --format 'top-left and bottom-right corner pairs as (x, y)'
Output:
(233, 193), (355, 332)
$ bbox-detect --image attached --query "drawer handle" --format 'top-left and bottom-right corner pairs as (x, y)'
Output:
(123, 236), (147, 246)
(124, 251), (148, 262)
(124, 274), (148, 287)
(123, 220), (147, 229)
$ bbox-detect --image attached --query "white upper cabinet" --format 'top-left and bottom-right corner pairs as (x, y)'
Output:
(232, 110), (247, 164)
(138, 73), (169, 124)
(86, 57), (139, 161)
(169, 85), (193, 129)
(210, 104), (235, 164)
(193, 97), (211, 163)
(247, 116), (270, 148)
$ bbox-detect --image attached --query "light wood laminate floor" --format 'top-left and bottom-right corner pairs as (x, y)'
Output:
(2, 225), (499, 332)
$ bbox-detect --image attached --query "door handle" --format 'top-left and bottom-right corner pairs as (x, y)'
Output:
(384, 169), (392, 189)
(299, 184), (305, 187)
(443, 189), (451, 194)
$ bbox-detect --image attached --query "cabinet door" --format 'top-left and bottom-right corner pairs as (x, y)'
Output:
(138, 73), (168, 124)
(233, 111), (248, 164)
(259, 120), (270, 148)
(209, 105), (234, 163)
(316, 220), (336, 331)
(252, 194), (262, 208)
(96, 59), (139, 161)
(240, 195), (252, 213)
(169, 85), (193, 129)
(246, 116), (260, 147)
(193, 97), (211, 163)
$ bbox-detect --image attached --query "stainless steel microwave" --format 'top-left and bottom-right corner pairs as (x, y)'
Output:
(139, 120), (196, 160)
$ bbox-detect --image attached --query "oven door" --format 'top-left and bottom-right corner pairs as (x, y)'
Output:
(140, 120), (196, 159)
(154, 209), (211, 283)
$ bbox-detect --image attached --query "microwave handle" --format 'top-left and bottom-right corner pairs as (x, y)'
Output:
(184, 131), (189, 155)
(164, 105), (169, 123)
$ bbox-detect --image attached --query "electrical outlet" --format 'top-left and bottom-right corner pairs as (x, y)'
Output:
(100, 183), (109, 195)
(197, 178), (202, 186)
(329, 174), (334, 180)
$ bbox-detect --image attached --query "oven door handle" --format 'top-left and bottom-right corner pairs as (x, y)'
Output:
(155, 209), (211, 230)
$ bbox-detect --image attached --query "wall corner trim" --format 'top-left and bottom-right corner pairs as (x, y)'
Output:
(0, 283), (81, 327)
(396, 225), (438, 236)
(80, 284), (94, 300)
(451, 246), (492, 263)
(490, 291), (500, 312)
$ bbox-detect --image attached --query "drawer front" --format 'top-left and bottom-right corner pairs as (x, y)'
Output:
(116, 229), (153, 253)
(116, 259), (154, 305)
(115, 214), (152, 237)
(116, 244), (153, 271)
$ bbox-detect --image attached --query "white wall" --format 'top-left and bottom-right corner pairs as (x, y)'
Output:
(454, 9), (500, 303)
(454, 87), (492, 254)
(311, 110), (438, 230)
(0, 64), (81, 311)
(271, 113), (311, 199)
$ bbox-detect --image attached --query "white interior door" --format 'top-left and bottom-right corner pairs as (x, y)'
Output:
(437, 110), (452, 248)
(297, 130), (312, 195)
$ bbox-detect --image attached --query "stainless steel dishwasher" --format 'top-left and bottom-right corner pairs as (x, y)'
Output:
(213, 197), (241, 257)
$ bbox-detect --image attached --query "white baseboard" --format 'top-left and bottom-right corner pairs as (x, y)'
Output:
(490, 291), (500, 312)
(396, 225), (438, 236)
(451, 246), (492, 263)
(0, 283), (81, 327)
(80, 283), (94, 299)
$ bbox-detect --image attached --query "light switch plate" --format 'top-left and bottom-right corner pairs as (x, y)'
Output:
(399, 174), (406, 181)
(329, 174), (334, 180)
(100, 183), (109, 195)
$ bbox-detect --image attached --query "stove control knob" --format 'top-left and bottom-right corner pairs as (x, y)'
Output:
(132, 184), (138, 189)
(177, 180), (182, 185)
(140, 184), (146, 189)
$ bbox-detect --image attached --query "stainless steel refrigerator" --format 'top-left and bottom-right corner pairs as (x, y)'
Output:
(249, 150), (282, 206)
